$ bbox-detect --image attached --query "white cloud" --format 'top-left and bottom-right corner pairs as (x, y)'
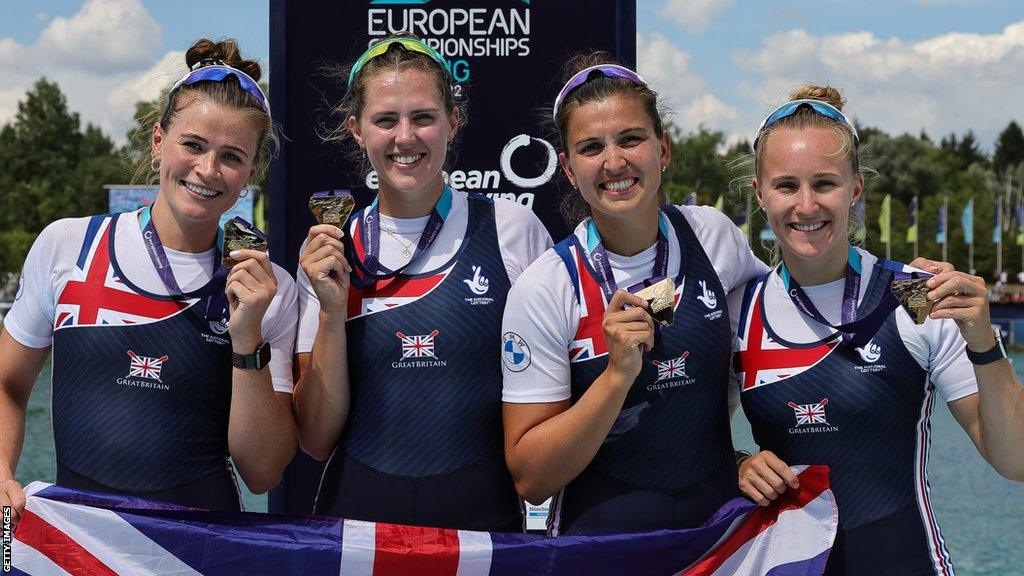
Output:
(733, 20), (1024, 149)
(37, 0), (162, 73)
(661, 0), (735, 34)
(637, 32), (744, 135)
(0, 0), (173, 144)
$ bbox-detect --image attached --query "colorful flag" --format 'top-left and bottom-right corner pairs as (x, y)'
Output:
(936, 196), (947, 244)
(852, 197), (866, 243)
(993, 203), (1003, 244)
(684, 192), (698, 206)
(734, 213), (749, 237)
(878, 194), (891, 244)
(13, 471), (837, 576)
(714, 194), (724, 212)
(759, 226), (777, 241)
(961, 199), (974, 245)
(1016, 203), (1024, 246)
(906, 196), (918, 244)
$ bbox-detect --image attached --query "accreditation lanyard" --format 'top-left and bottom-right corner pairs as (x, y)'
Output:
(584, 211), (672, 304)
(357, 184), (452, 278)
(778, 245), (893, 348)
(138, 205), (229, 322)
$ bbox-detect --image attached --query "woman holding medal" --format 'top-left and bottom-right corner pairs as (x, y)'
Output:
(729, 85), (1024, 574)
(0, 39), (298, 522)
(293, 34), (551, 530)
(500, 54), (771, 535)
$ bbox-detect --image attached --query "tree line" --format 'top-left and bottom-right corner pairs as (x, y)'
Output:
(1, 77), (1023, 290)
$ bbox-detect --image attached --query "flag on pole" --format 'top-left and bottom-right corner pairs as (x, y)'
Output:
(714, 194), (724, 212)
(936, 196), (947, 244)
(12, 471), (838, 576)
(1016, 203), (1024, 246)
(852, 197), (866, 243)
(878, 194), (891, 244)
(906, 196), (918, 244)
(734, 213), (749, 237)
(684, 192), (697, 206)
(993, 203), (1002, 244)
(759, 225), (777, 241)
(961, 199), (974, 245)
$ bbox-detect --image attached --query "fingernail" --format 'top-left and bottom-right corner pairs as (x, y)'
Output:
(229, 250), (241, 258)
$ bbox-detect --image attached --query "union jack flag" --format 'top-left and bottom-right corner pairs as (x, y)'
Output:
(788, 398), (830, 426)
(396, 330), (439, 359)
(654, 352), (689, 381)
(13, 466), (837, 575)
(126, 350), (169, 381)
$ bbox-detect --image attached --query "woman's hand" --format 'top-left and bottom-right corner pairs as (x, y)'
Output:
(226, 249), (277, 352)
(299, 225), (351, 319)
(602, 289), (655, 383)
(738, 450), (799, 506)
(927, 271), (995, 350)
(0, 478), (25, 532)
(910, 257), (955, 275)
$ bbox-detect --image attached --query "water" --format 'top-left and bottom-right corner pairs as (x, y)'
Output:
(15, 359), (1024, 574)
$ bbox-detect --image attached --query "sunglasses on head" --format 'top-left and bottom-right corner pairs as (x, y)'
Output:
(348, 38), (450, 86)
(752, 99), (859, 151)
(552, 64), (648, 122)
(160, 62), (270, 127)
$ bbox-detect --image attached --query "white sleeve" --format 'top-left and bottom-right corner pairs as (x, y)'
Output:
(262, 264), (298, 394)
(897, 312), (978, 402)
(494, 199), (553, 284)
(2, 220), (73, 349)
(680, 205), (769, 293)
(294, 237), (320, 355)
(501, 251), (576, 403)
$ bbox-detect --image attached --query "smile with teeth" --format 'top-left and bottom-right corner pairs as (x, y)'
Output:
(182, 180), (221, 198)
(601, 177), (638, 192)
(790, 221), (828, 232)
(391, 153), (424, 165)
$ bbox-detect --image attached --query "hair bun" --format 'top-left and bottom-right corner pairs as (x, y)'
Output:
(185, 38), (262, 81)
(789, 84), (844, 110)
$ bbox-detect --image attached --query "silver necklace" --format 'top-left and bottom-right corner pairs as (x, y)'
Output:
(382, 226), (422, 259)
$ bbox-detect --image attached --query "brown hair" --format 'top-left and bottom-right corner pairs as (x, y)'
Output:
(754, 84), (858, 178)
(324, 32), (465, 171)
(134, 38), (275, 184)
(553, 52), (668, 227)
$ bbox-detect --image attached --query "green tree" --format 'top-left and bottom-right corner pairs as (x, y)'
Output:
(993, 121), (1024, 176)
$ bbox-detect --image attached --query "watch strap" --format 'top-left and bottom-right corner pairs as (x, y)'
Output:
(965, 334), (1007, 365)
(232, 341), (271, 370)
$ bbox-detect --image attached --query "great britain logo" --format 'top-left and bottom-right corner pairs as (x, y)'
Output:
(117, 350), (171, 391)
(648, 352), (696, 391)
(392, 330), (447, 369)
(787, 398), (839, 434)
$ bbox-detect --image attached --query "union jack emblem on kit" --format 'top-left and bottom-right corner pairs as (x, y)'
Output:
(653, 352), (689, 381)
(126, 350), (169, 381)
(789, 398), (830, 426)
(396, 330), (439, 359)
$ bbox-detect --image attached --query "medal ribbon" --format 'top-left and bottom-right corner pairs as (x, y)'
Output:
(138, 205), (229, 321)
(585, 211), (672, 303)
(357, 185), (453, 278)
(779, 245), (898, 347)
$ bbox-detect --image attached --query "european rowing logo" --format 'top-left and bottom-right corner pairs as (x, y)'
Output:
(117, 350), (171, 391)
(502, 332), (530, 372)
(649, 352), (696, 391)
(393, 330), (447, 369)
(787, 398), (839, 434)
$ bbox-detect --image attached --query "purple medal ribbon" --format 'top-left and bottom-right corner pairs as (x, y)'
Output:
(139, 206), (230, 322)
(779, 246), (898, 348)
(584, 212), (672, 304)
(358, 185), (452, 278)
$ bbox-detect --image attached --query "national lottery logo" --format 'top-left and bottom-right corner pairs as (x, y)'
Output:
(502, 332), (531, 372)
(127, 349), (169, 381)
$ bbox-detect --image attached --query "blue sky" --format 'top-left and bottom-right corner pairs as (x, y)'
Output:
(2, 0), (1022, 151)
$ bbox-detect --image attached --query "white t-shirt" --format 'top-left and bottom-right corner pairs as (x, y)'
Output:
(4, 213), (298, 394)
(296, 191), (552, 352)
(502, 205), (769, 403)
(726, 247), (978, 406)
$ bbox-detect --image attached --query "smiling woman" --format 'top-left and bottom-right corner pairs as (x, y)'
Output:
(0, 38), (299, 530)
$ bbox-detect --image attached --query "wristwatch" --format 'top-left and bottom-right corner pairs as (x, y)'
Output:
(232, 341), (271, 370)
(965, 330), (1007, 365)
